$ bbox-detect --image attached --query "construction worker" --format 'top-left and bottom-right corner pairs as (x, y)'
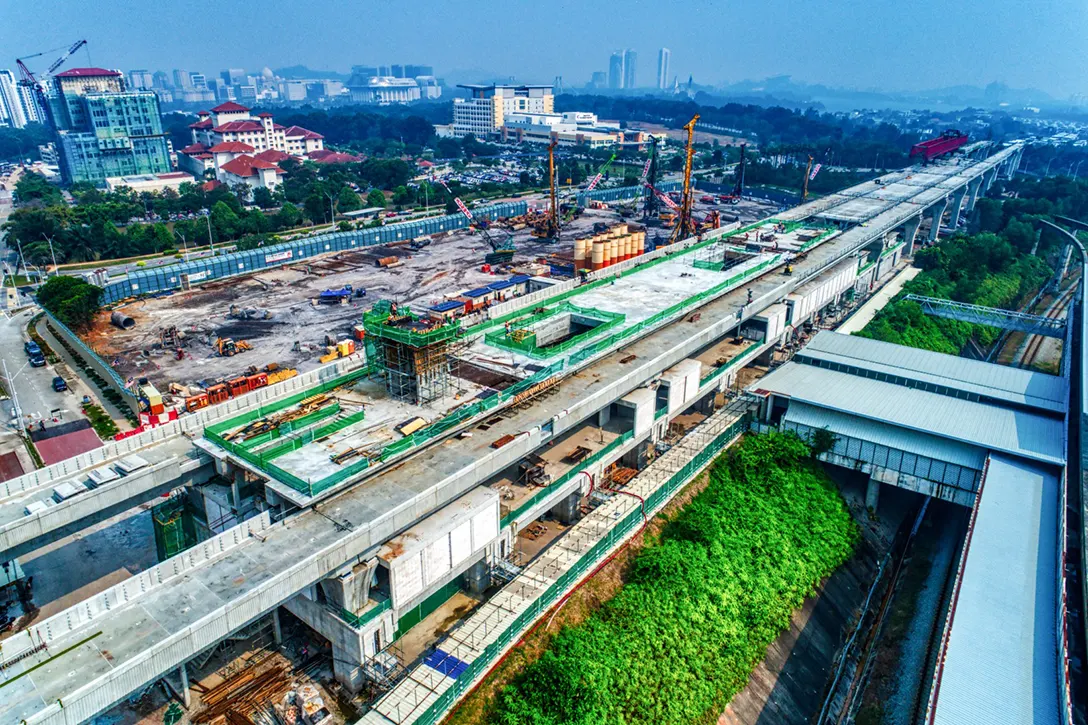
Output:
(747, 288), (753, 304)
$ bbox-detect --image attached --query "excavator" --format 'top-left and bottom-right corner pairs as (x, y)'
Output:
(215, 337), (251, 357)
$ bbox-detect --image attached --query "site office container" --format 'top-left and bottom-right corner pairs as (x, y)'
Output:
(246, 372), (269, 390)
(207, 383), (230, 404)
(185, 392), (210, 412)
(227, 377), (250, 398)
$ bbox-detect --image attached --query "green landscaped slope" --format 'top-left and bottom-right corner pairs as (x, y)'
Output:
(491, 431), (857, 725)
(856, 232), (1051, 354)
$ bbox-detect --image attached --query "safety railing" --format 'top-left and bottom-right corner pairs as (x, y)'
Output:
(484, 303), (626, 359)
(406, 413), (750, 725)
(363, 303), (463, 346)
(337, 594), (392, 630)
(500, 429), (635, 529)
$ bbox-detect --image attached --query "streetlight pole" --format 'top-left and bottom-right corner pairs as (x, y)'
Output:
(3, 358), (24, 435)
(323, 191), (336, 228)
(41, 234), (58, 277)
(204, 211), (215, 253)
(175, 230), (190, 262)
(1044, 158), (1055, 177)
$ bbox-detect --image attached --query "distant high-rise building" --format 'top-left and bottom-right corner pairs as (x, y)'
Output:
(223, 68), (246, 85)
(590, 71), (607, 89)
(50, 67), (171, 184)
(378, 65), (392, 77)
(128, 69), (154, 90)
(0, 69), (35, 128)
(390, 64), (405, 78)
(405, 65), (433, 78)
(152, 71), (170, 88)
(190, 73), (207, 89)
(608, 52), (624, 90)
(172, 69), (192, 89)
(623, 49), (637, 89)
(351, 65), (379, 79)
(656, 48), (670, 90)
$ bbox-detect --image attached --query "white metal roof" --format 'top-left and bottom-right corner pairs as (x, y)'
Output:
(754, 362), (1064, 465)
(782, 401), (987, 470)
(931, 453), (1061, 725)
(797, 331), (1066, 414)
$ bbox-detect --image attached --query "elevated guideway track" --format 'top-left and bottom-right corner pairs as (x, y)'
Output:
(0, 147), (1023, 725)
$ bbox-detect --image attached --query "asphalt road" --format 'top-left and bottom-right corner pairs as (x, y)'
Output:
(0, 308), (74, 431)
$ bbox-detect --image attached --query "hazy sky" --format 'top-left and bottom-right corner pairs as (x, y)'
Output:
(2, 0), (1086, 96)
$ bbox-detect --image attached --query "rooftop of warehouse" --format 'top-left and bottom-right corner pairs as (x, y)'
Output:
(796, 331), (1066, 414)
(751, 361), (1065, 465)
(930, 453), (1062, 725)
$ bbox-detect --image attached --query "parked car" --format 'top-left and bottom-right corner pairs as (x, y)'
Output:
(52, 376), (67, 392)
(23, 341), (41, 356)
(29, 354), (46, 368)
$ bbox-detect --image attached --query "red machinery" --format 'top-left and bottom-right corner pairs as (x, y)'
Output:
(909, 130), (969, 163)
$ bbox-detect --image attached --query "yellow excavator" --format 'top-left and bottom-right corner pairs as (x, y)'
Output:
(215, 337), (251, 357)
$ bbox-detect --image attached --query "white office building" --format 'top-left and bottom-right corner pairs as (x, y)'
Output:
(657, 48), (670, 90)
(451, 84), (554, 138)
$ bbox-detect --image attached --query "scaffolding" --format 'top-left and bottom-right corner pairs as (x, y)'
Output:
(364, 301), (464, 405)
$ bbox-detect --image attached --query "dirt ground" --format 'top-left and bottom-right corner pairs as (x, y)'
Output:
(81, 197), (778, 393)
(626, 121), (752, 147)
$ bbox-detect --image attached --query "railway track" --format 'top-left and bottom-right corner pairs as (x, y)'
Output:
(1019, 281), (1078, 369)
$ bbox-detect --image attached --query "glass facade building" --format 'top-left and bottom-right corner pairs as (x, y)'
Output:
(52, 71), (172, 185)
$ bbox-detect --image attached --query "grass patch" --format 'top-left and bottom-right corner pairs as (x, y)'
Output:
(483, 431), (857, 725)
(82, 403), (119, 440)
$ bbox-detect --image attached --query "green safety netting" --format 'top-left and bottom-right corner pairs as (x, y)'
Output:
(407, 413), (751, 725)
(339, 596), (391, 629)
(484, 302), (626, 360)
(500, 429), (635, 529)
(363, 301), (462, 346)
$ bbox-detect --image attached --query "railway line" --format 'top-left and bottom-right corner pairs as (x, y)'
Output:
(1019, 279), (1079, 369)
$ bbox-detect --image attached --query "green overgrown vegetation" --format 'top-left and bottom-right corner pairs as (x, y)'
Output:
(492, 431), (857, 725)
(854, 176), (1086, 354)
(36, 276), (104, 330)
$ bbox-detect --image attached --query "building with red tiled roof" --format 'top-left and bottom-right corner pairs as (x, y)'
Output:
(307, 149), (362, 164)
(254, 149), (292, 164)
(217, 154), (285, 192)
(53, 67), (122, 78)
(209, 141), (256, 153)
(189, 107), (323, 160)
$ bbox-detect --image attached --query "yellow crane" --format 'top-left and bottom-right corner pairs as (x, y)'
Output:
(531, 141), (562, 240)
(801, 155), (814, 203)
(670, 113), (700, 243)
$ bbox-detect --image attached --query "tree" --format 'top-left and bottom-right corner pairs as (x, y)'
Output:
(37, 276), (103, 330)
(337, 186), (362, 213)
(210, 201), (241, 240)
(367, 189), (387, 208)
(14, 172), (64, 206)
(276, 202), (303, 229)
(436, 138), (462, 159)
(304, 194), (327, 223)
(391, 185), (413, 208)
(252, 186), (276, 209)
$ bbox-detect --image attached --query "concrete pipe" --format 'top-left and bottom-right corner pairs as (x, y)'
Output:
(111, 311), (135, 330)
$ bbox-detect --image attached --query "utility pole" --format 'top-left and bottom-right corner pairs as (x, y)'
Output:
(41, 234), (58, 277)
(323, 190), (337, 228)
(3, 358), (24, 435)
(175, 230), (190, 262)
(204, 211), (215, 253)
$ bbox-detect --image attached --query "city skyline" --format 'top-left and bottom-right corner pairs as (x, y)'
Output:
(1, 0), (1084, 97)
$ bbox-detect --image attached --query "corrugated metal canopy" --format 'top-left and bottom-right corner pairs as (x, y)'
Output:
(754, 362), (1064, 465)
(782, 401), (987, 470)
(797, 331), (1066, 414)
(931, 453), (1061, 725)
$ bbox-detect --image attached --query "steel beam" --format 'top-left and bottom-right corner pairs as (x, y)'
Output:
(904, 294), (1066, 337)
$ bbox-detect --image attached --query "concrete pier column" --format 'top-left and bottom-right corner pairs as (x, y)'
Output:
(551, 491), (581, 525)
(965, 176), (983, 213)
(928, 199), (948, 242)
(332, 643), (367, 691)
(900, 214), (922, 256)
(597, 405), (611, 427)
(948, 186), (968, 230)
(983, 167), (997, 192)
(179, 662), (191, 708)
(272, 607), (283, 645)
(865, 476), (880, 513)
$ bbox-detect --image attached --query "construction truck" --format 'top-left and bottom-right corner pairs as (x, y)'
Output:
(316, 285), (356, 305)
(215, 337), (251, 357)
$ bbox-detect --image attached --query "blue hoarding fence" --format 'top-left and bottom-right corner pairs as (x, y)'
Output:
(100, 202), (528, 304)
(576, 179), (682, 207)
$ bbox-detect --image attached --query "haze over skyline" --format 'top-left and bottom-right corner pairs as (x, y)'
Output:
(1, 0), (1085, 97)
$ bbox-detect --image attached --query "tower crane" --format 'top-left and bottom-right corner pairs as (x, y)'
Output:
(669, 113), (700, 244)
(16, 40), (88, 132)
(801, 155), (815, 203)
(642, 135), (661, 221)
